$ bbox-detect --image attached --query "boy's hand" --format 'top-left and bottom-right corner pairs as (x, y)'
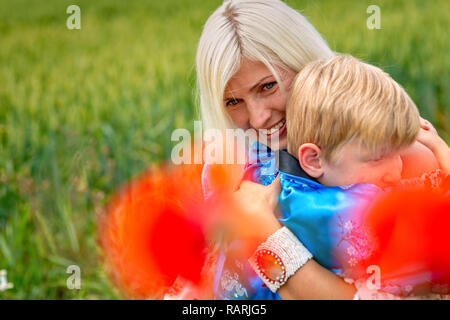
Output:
(417, 117), (446, 152)
(419, 117), (438, 134)
(417, 117), (450, 174)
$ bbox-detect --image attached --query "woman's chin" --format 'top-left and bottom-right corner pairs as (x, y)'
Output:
(266, 135), (287, 150)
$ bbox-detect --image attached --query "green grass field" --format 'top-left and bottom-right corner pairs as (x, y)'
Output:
(0, 0), (448, 299)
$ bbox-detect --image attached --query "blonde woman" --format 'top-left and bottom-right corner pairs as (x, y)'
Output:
(192, 0), (440, 300)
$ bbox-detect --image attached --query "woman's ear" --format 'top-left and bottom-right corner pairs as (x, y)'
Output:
(297, 143), (324, 178)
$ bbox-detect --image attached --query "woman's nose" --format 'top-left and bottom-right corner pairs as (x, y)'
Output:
(246, 98), (272, 129)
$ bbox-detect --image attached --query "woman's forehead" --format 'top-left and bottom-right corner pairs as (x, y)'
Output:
(224, 59), (275, 96)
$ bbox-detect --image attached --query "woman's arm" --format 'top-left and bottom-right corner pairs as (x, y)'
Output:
(231, 178), (358, 300)
(278, 259), (356, 300)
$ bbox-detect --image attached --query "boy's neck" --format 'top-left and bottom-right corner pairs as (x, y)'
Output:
(278, 150), (319, 183)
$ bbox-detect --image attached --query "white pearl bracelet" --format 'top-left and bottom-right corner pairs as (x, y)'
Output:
(249, 226), (313, 293)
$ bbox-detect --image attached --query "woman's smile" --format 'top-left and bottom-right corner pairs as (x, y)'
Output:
(265, 118), (286, 136)
(257, 117), (287, 149)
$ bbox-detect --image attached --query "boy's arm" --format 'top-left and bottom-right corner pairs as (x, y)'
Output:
(416, 119), (450, 175)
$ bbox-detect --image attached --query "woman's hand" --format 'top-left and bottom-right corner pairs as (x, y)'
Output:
(236, 176), (281, 217)
(225, 176), (283, 252)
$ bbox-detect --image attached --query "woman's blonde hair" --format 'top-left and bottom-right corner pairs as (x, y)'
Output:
(286, 55), (420, 162)
(196, 0), (334, 131)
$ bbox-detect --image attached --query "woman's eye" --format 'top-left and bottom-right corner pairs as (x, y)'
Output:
(225, 98), (240, 107)
(262, 81), (277, 90)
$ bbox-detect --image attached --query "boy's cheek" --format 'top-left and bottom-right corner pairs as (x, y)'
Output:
(323, 171), (358, 187)
(349, 166), (380, 185)
(323, 161), (374, 186)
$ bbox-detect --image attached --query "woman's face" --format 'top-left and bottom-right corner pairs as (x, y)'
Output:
(223, 58), (295, 149)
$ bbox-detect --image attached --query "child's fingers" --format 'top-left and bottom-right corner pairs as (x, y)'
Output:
(416, 127), (438, 152)
(419, 117), (437, 134)
(419, 117), (430, 130)
(417, 127), (430, 140)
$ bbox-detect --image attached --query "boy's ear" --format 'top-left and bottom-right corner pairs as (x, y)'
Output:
(298, 143), (324, 178)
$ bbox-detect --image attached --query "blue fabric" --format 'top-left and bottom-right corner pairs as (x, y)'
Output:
(279, 171), (379, 270)
(211, 239), (281, 300)
(243, 141), (278, 186)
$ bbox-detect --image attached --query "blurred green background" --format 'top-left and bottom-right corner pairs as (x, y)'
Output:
(0, 0), (448, 299)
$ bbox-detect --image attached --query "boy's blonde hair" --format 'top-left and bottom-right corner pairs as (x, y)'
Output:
(286, 55), (420, 162)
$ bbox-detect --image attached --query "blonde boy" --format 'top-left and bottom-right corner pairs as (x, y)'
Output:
(248, 55), (449, 296)
(262, 55), (450, 296)
(285, 55), (449, 188)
